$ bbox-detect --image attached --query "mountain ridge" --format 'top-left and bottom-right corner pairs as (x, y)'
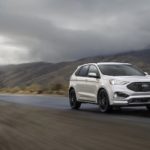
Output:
(0, 49), (150, 88)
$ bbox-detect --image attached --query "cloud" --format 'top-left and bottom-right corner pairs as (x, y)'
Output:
(0, 0), (150, 64)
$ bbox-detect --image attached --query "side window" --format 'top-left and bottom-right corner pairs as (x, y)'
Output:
(88, 65), (99, 76)
(78, 65), (89, 77)
(75, 67), (81, 76)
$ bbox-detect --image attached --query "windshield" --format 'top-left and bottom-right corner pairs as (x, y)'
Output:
(98, 64), (145, 76)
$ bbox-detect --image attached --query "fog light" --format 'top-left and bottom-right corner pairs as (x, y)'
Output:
(114, 93), (118, 98)
(114, 92), (129, 98)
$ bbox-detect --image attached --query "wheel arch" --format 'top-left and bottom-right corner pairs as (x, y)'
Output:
(68, 87), (76, 97)
(69, 87), (75, 93)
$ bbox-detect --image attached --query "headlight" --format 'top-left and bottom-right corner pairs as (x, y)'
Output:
(110, 79), (129, 85)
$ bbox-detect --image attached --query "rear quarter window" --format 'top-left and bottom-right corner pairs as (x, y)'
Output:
(75, 65), (89, 77)
(75, 67), (81, 76)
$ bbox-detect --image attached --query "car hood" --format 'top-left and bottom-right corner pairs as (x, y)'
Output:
(104, 75), (150, 82)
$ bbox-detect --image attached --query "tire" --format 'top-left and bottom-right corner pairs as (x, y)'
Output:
(98, 89), (112, 113)
(69, 89), (81, 109)
(146, 105), (150, 111)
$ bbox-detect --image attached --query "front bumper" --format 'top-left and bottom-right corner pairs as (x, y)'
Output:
(108, 82), (150, 106)
(112, 95), (150, 106)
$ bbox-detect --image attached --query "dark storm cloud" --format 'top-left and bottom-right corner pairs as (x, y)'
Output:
(0, 0), (150, 64)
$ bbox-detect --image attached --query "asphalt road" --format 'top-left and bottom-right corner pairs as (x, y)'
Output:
(0, 94), (150, 150)
(0, 94), (150, 124)
(0, 94), (69, 109)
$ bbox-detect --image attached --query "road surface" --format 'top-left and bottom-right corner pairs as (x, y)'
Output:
(0, 94), (149, 150)
(0, 94), (149, 123)
(0, 94), (69, 109)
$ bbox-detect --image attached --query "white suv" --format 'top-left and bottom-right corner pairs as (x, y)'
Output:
(69, 62), (150, 112)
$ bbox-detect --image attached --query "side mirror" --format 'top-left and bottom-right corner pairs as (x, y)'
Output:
(145, 72), (149, 75)
(88, 72), (99, 78)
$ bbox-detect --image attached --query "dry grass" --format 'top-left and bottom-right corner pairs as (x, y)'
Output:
(0, 83), (68, 95)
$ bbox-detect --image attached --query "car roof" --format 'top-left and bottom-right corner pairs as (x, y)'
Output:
(97, 62), (131, 65)
(77, 62), (131, 68)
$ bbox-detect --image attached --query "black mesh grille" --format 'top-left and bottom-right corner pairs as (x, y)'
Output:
(127, 82), (150, 92)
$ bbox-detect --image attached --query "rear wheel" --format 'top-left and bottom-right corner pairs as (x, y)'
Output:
(98, 89), (112, 113)
(69, 89), (81, 109)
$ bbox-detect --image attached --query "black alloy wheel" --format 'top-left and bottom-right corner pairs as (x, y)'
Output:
(69, 89), (81, 109)
(98, 89), (112, 113)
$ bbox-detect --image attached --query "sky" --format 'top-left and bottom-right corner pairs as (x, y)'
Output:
(0, 0), (150, 64)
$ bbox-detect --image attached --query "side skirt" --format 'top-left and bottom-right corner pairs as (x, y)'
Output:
(78, 99), (98, 105)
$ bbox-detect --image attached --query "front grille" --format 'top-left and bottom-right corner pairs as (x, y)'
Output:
(127, 82), (150, 92)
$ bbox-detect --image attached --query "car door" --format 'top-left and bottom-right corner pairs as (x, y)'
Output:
(75, 65), (89, 100)
(85, 65), (100, 102)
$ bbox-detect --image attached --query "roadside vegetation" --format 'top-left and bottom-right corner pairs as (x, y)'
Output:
(0, 83), (68, 95)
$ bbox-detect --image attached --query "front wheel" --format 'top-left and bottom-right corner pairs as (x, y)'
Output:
(69, 89), (81, 109)
(98, 89), (112, 113)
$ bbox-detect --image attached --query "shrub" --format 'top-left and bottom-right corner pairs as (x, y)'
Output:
(51, 83), (64, 91)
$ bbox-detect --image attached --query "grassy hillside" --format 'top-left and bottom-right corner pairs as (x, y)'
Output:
(0, 49), (150, 94)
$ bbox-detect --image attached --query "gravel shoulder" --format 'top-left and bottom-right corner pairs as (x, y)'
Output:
(0, 101), (149, 150)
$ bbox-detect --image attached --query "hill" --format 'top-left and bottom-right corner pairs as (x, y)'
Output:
(0, 49), (150, 94)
